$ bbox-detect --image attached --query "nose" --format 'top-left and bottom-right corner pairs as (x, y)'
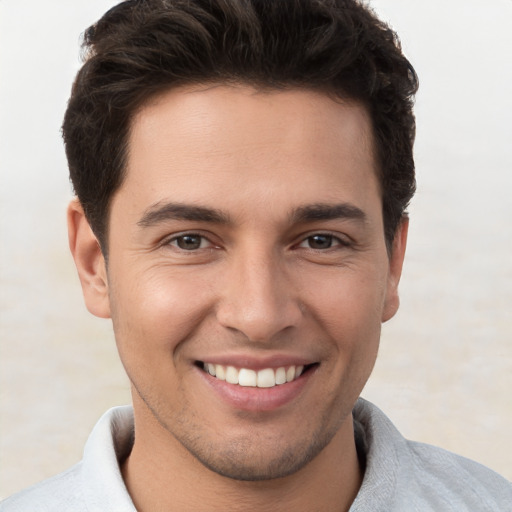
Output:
(216, 248), (303, 343)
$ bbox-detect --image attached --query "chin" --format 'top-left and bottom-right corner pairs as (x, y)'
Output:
(172, 418), (343, 482)
(187, 442), (321, 481)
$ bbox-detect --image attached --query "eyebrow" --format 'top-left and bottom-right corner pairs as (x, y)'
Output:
(137, 202), (230, 227)
(137, 200), (367, 228)
(290, 203), (367, 224)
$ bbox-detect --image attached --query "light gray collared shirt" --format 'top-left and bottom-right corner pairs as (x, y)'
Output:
(2, 399), (511, 511)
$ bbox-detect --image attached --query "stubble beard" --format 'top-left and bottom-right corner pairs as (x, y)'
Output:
(134, 380), (350, 482)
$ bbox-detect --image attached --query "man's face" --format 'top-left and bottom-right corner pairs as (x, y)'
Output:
(88, 85), (405, 480)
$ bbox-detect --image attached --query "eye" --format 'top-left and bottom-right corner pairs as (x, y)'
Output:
(298, 234), (347, 250)
(168, 234), (212, 251)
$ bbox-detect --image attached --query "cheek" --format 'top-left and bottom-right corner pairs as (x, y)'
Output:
(303, 268), (385, 391)
(305, 268), (387, 339)
(108, 267), (215, 360)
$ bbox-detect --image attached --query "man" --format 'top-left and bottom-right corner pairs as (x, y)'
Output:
(2, 0), (511, 510)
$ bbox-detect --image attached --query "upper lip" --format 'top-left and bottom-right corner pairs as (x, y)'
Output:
(194, 353), (317, 370)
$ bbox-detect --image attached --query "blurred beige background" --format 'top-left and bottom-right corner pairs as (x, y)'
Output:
(1, 0), (511, 499)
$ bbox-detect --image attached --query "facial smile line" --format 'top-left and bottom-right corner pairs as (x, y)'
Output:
(200, 362), (311, 388)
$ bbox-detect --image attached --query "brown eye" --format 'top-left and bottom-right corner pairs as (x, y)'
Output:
(306, 234), (335, 249)
(297, 234), (348, 250)
(170, 234), (207, 250)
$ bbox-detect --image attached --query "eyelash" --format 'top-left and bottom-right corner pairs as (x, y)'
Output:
(164, 231), (351, 252)
(296, 233), (351, 251)
(166, 233), (215, 251)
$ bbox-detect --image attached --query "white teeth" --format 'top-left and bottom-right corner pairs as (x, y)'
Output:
(275, 367), (286, 385)
(215, 364), (226, 381)
(203, 363), (308, 388)
(238, 369), (257, 387)
(225, 366), (239, 384)
(257, 368), (275, 388)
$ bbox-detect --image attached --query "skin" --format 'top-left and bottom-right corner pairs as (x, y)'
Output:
(68, 85), (408, 512)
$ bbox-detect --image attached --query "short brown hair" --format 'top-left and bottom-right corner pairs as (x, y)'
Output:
(63, 0), (418, 252)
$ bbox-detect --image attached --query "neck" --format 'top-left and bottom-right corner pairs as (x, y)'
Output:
(122, 397), (363, 512)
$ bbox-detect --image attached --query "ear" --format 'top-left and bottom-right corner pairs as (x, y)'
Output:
(67, 199), (111, 319)
(381, 217), (409, 322)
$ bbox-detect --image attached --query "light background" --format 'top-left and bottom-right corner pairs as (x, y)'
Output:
(0, 0), (511, 498)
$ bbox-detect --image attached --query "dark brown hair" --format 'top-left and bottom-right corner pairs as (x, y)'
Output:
(63, 0), (418, 252)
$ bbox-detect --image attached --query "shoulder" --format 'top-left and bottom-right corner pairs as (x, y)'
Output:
(352, 398), (512, 511)
(1, 406), (136, 512)
(404, 440), (512, 510)
(0, 463), (85, 511)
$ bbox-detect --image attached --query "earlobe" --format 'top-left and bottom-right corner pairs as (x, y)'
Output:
(382, 218), (409, 323)
(67, 199), (111, 319)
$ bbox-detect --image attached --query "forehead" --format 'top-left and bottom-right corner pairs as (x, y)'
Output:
(131, 84), (375, 166)
(116, 85), (380, 223)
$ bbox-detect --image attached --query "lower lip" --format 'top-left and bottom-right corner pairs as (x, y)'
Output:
(198, 367), (315, 412)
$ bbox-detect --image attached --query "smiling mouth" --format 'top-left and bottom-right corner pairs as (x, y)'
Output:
(197, 362), (317, 388)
